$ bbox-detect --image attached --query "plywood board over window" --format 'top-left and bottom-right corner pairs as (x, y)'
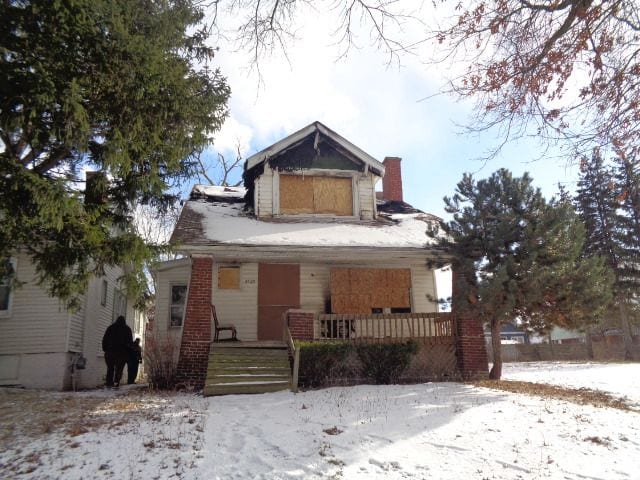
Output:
(313, 176), (352, 215)
(279, 175), (353, 216)
(280, 175), (314, 214)
(330, 267), (412, 314)
(218, 266), (240, 290)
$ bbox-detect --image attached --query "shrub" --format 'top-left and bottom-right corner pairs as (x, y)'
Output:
(356, 341), (419, 384)
(297, 340), (419, 388)
(144, 334), (179, 390)
(298, 341), (357, 388)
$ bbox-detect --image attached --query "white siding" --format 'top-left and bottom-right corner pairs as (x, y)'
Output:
(213, 262), (258, 341)
(0, 252), (69, 355)
(411, 267), (438, 313)
(0, 254), (140, 389)
(67, 299), (85, 353)
(300, 264), (330, 312)
(357, 174), (376, 220)
(255, 168), (274, 217)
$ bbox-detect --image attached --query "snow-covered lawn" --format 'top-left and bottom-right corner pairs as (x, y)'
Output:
(502, 362), (640, 407)
(1, 362), (639, 480)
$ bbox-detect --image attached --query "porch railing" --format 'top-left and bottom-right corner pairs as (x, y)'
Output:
(283, 325), (300, 392)
(316, 312), (455, 344)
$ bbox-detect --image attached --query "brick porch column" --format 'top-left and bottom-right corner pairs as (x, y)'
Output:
(176, 255), (213, 389)
(452, 269), (489, 380)
(288, 310), (314, 340)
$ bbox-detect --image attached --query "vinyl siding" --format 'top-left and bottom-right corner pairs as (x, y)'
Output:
(213, 262), (258, 341)
(357, 175), (376, 219)
(255, 168), (274, 217)
(411, 267), (438, 313)
(0, 252), (70, 355)
(0, 253), (142, 389)
(300, 264), (330, 312)
(67, 300), (85, 353)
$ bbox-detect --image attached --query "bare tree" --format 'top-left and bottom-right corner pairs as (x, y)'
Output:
(194, 140), (244, 186)
(432, 0), (640, 162)
(199, 0), (425, 68)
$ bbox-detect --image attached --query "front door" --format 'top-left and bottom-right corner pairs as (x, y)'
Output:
(258, 264), (300, 340)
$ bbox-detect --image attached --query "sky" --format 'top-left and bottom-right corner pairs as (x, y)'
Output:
(194, 3), (580, 221)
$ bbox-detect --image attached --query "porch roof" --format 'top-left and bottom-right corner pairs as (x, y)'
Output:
(171, 199), (444, 250)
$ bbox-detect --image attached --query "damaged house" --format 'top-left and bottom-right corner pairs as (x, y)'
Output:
(153, 121), (488, 394)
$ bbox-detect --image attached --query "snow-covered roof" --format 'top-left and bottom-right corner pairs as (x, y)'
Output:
(245, 121), (385, 175)
(172, 199), (441, 249)
(192, 184), (246, 201)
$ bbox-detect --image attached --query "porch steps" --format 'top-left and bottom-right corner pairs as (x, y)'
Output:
(204, 343), (291, 396)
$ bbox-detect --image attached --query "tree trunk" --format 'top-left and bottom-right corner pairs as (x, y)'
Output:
(619, 303), (635, 361)
(489, 320), (502, 379)
(585, 330), (594, 360)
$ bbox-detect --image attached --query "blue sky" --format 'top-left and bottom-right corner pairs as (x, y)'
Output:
(196, 5), (580, 221)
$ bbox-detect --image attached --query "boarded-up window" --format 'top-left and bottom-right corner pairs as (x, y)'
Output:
(218, 266), (240, 289)
(280, 175), (353, 215)
(170, 285), (187, 327)
(330, 267), (412, 314)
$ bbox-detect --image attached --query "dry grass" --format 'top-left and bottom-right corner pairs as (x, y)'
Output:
(472, 379), (637, 412)
(0, 387), (166, 453)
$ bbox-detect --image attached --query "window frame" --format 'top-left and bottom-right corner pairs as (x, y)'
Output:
(0, 257), (17, 318)
(169, 284), (188, 328)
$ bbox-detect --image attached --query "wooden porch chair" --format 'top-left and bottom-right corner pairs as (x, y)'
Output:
(211, 304), (238, 342)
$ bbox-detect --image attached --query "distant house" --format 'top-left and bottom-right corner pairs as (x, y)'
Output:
(154, 121), (488, 393)
(485, 323), (529, 344)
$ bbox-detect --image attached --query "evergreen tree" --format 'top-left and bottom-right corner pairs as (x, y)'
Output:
(575, 153), (640, 357)
(0, 1), (230, 308)
(439, 169), (613, 379)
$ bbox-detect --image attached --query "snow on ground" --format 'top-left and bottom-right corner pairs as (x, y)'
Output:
(502, 362), (640, 407)
(1, 363), (639, 480)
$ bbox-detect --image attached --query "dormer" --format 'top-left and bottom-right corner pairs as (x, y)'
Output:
(243, 122), (385, 220)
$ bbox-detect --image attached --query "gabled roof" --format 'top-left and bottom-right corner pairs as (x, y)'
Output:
(245, 121), (385, 176)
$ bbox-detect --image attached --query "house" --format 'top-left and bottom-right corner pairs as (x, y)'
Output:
(0, 172), (147, 390)
(484, 322), (530, 344)
(0, 254), (144, 390)
(154, 121), (488, 392)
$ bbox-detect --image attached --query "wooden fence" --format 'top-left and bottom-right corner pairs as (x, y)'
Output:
(315, 312), (455, 345)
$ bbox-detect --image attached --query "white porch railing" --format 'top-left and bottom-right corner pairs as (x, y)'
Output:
(316, 312), (455, 344)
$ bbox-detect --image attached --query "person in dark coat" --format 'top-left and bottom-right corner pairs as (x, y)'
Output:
(102, 315), (133, 387)
(127, 338), (142, 384)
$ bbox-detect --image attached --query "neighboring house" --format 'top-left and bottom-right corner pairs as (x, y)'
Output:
(485, 322), (530, 344)
(155, 121), (489, 390)
(0, 255), (145, 390)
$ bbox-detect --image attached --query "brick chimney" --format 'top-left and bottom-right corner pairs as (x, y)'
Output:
(382, 157), (403, 202)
